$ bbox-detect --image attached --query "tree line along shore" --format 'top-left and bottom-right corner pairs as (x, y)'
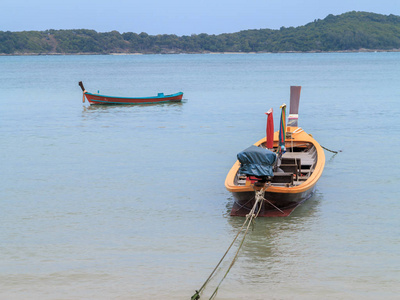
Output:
(1, 11), (400, 55)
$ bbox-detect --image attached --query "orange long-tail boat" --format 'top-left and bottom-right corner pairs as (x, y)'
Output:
(79, 81), (183, 105)
(225, 86), (325, 217)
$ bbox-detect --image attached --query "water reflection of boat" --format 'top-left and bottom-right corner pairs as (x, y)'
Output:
(82, 99), (183, 112)
(78, 81), (183, 105)
(225, 86), (325, 217)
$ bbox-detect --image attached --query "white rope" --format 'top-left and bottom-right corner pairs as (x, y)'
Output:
(292, 127), (303, 134)
(194, 183), (288, 299)
(208, 187), (266, 300)
(192, 188), (265, 300)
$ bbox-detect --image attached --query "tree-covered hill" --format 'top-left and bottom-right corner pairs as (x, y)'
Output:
(1, 11), (400, 55)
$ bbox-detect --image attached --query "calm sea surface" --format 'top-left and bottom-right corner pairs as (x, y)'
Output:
(1, 53), (399, 299)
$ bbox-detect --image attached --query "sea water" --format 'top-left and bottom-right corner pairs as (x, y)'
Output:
(1, 53), (399, 299)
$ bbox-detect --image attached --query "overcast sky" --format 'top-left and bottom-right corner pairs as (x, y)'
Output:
(1, 0), (399, 36)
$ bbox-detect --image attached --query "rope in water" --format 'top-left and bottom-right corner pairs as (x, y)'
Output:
(191, 187), (266, 300)
(307, 133), (341, 154)
(321, 145), (341, 154)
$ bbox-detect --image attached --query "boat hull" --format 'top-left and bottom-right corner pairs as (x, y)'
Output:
(230, 184), (316, 217)
(225, 127), (325, 217)
(84, 92), (183, 105)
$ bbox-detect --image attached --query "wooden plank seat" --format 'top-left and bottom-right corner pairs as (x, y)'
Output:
(280, 163), (298, 175)
(281, 157), (299, 164)
(271, 172), (294, 185)
(282, 153), (314, 167)
(281, 157), (302, 169)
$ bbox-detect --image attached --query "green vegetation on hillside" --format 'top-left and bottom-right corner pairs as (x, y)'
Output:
(1, 11), (400, 55)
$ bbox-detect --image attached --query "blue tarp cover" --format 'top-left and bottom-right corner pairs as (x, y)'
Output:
(237, 145), (276, 177)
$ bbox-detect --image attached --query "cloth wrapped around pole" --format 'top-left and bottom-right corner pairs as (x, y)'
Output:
(237, 145), (277, 177)
(265, 108), (274, 149)
(279, 104), (287, 154)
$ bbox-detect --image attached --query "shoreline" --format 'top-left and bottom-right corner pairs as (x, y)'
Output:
(1, 48), (400, 56)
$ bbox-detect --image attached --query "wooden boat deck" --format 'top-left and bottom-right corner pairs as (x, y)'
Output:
(234, 145), (317, 187)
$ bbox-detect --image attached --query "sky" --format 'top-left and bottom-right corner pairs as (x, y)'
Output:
(1, 0), (400, 36)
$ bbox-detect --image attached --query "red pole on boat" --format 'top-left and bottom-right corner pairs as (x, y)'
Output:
(265, 108), (274, 149)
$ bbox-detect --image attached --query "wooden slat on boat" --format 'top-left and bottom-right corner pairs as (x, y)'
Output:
(282, 152), (315, 166)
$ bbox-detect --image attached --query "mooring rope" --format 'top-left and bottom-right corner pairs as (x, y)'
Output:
(321, 145), (341, 154)
(308, 132), (341, 154)
(191, 187), (266, 300)
(263, 197), (285, 214)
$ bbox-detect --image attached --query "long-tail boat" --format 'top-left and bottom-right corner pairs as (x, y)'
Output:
(225, 86), (325, 217)
(78, 81), (183, 105)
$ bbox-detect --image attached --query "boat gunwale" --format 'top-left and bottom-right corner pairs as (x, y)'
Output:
(84, 91), (184, 100)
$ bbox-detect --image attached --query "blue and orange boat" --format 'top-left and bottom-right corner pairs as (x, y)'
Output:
(225, 86), (325, 217)
(79, 81), (183, 105)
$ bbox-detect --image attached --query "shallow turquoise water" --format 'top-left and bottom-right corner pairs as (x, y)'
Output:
(1, 53), (399, 299)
